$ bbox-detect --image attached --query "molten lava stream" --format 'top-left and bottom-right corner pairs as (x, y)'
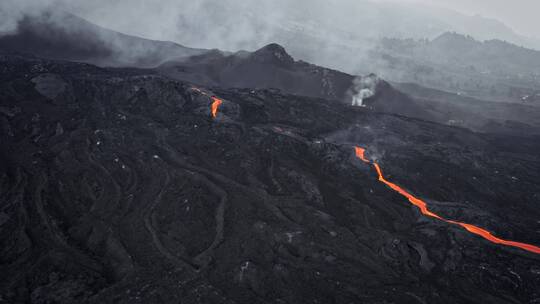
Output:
(354, 147), (370, 163)
(211, 97), (223, 118)
(355, 146), (540, 255)
(190, 87), (223, 119)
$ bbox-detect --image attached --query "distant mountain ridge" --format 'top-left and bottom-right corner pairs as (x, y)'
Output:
(0, 11), (206, 67)
(2, 11), (539, 135)
(158, 43), (355, 101)
(379, 32), (540, 74)
(391, 3), (540, 49)
(365, 32), (540, 104)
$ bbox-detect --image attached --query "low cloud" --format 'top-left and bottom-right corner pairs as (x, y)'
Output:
(0, 0), (56, 35)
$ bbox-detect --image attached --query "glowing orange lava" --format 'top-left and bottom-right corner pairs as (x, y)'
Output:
(211, 97), (223, 118)
(356, 146), (540, 255)
(190, 87), (223, 119)
(354, 147), (370, 163)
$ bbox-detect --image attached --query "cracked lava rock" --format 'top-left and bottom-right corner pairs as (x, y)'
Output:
(1, 53), (540, 303)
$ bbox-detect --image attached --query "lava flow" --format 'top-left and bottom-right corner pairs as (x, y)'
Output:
(190, 87), (223, 118)
(355, 146), (540, 255)
(354, 147), (370, 163)
(211, 96), (223, 118)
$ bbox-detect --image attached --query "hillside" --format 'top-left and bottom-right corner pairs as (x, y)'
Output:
(369, 33), (540, 103)
(0, 11), (206, 67)
(1, 53), (540, 303)
(158, 43), (355, 101)
(3, 12), (540, 137)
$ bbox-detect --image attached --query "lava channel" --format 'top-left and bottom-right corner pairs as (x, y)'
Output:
(355, 146), (540, 255)
(354, 147), (370, 163)
(211, 96), (223, 118)
(190, 87), (223, 118)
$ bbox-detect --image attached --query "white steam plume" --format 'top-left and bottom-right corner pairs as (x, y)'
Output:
(350, 74), (380, 107)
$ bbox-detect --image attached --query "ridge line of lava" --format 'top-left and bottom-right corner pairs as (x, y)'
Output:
(354, 146), (540, 255)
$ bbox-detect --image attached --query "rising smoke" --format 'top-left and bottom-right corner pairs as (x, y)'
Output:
(350, 74), (380, 107)
(0, 0), (55, 35)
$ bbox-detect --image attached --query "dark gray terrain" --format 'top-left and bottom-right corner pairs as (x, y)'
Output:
(158, 44), (540, 136)
(157, 43), (355, 101)
(1, 52), (540, 303)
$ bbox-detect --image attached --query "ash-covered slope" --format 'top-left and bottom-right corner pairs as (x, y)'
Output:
(0, 12), (430, 119)
(158, 42), (540, 135)
(158, 43), (355, 101)
(3, 12), (537, 135)
(1, 53), (540, 303)
(0, 11), (206, 67)
(393, 82), (540, 135)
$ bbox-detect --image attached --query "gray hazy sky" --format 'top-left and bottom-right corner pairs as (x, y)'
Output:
(61, 0), (540, 42)
(2, 0), (539, 46)
(375, 0), (540, 38)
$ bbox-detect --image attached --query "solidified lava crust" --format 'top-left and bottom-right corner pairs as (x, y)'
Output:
(1, 54), (540, 303)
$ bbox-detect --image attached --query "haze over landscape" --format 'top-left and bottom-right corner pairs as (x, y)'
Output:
(1, 1), (540, 303)
(372, 0), (540, 39)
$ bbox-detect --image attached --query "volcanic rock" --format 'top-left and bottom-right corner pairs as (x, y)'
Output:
(1, 53), (540, 303)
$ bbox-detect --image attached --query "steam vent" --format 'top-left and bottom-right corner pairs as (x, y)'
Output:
(1, 3), (540, 304)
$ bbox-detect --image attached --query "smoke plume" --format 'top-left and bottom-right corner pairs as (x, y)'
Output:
(350, 74), (380, 107)
(0, 0), (55, 35)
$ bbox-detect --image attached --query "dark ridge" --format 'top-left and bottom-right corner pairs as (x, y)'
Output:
(250, 43), (295, 66)
(0, 11), (207, 67)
